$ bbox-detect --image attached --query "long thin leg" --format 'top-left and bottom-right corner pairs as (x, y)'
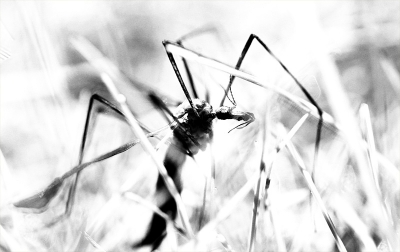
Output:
(220, 34), (323, 176)
(65, 94), (129, 215)
(175, 26), (220, 101)
(13, 95), (149, 214)
(176, 41), (198, 99)
(162, 41), (200, 118)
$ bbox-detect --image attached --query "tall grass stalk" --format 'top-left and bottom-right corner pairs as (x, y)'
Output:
(100, 73), (195, 238)
(286, 141), (347, 252)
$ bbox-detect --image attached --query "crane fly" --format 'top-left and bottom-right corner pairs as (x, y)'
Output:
(12, 29), (256, 250)
(12, 29), (333, 251)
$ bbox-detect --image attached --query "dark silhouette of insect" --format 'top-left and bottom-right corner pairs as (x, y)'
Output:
(13, 29), (325, 251)
(134, 31), (323, 251)
(132, 31), (255, 250)
(130, 95), (254, 249)
(12, 29), (255, 250)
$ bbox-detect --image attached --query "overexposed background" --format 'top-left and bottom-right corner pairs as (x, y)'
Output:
(1, 1), (399, 252)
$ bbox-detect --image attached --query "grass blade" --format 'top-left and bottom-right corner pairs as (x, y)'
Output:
(295, 6), (398, 249)
(164, 41), (337, 131)
(285, 141), (347, 252)
(83, 231), (107, 252)
(183, 112), (309, 250)
(266, 199), (287, 252)
(247, 107), (268, 252)
(99, 73), (194, 238)
(13, 139), (143, 210)
(359, 104), (380, 191)
(378, 53), (400, 98)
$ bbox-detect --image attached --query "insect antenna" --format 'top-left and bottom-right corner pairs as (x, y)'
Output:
(227, 121), (252, 133)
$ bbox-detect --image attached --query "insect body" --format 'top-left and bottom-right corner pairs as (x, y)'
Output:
(13, 31), (255, 251)
(134, 98), (254, 250)
(173, 99), (255, 154)
(13, 29), (330, 252)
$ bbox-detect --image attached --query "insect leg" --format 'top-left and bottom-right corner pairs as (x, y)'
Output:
(220, 34), (323, 176)
(176, 40), (198, 99)
(64, 94), (129, 216)
(176, 26), (221, 101)
(13, 94), (147, 215)
(162, 41), (200, 118)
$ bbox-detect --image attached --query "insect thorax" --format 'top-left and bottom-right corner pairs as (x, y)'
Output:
(172, 99), (216, 154)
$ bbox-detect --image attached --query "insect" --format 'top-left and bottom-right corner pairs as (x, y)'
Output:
(131, 31), (257, 250)
(12, 29), (256, 250)
(13, 29), (342, 252)
(160, 33), (352, 252)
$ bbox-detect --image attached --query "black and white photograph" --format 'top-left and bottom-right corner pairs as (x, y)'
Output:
(0, 1), (399, 251)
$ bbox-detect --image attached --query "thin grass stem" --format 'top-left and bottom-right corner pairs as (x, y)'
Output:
(247, 107), (268, 252)
(285, 141), (347, 252)
(183, 113), (309, 250)
(83, 231), (107, 252)
(359, 104), (380, 192)
(164, 42), (337, 129)
(100, 74), (194, 238)
(266, 199), (287, 252)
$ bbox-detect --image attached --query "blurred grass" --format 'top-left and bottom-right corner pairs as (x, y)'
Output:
(1, 1), (399, 252)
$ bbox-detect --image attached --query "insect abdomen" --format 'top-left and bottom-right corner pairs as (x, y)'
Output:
(133, 139), (186, 250)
